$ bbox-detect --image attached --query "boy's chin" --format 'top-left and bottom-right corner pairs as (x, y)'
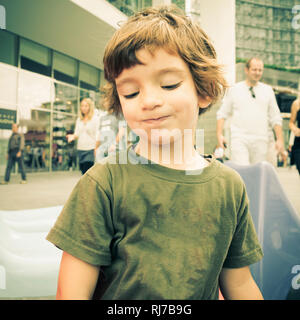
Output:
(133, 128), (196, 148)
(144, 136), (185, 148)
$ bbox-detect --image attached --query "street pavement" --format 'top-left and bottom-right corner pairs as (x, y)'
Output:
(0, 170), (81, 211)
(275, 166), (300, 215)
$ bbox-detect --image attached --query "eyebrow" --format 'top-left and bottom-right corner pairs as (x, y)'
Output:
(116, 67), (185, 87)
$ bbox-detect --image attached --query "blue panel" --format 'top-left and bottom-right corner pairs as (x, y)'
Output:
(225, 161), (300, 300)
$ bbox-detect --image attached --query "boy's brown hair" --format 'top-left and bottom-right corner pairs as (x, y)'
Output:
(102, 5), (227, 116)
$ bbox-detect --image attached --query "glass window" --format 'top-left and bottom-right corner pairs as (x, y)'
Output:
(79, 62), (100, 89)
(54, 82), (78, 114)
(18, 69), (53, 116)
(20, 38), (51, 66)
(0, 63), (18, 108)
(20, 38), (51, 76)
(53, 70), (77, 86)
(79, 81), (98, 91)
(172, 0), (185, 11)
(21, 56), (51, 77)
(94, 92), (103, 112)
(107, 0), (152, 16)
(19, 110), (51, 172)
(0, 128), (12, 175)
(53, 51), (78, 85)
(0, 30), (17, 66)
(52, 112), (77, 171)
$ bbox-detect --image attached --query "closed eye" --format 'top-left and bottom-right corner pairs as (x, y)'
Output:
(124, 92), (139, 99)
(162, 82), (182, 90)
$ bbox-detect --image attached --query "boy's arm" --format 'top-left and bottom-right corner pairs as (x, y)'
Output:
(56, 251), (100, 300)
(219, 266), (263, 300)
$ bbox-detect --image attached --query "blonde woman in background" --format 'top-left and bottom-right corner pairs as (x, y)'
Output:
(289, 98), (300, 175)
(67, 98), (100, 174)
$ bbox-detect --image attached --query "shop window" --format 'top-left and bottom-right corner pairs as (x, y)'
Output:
(21, 56), (51, 77)
(172, 0), (185, 11)
(53, 52), (78, 86)
(18, 70), (53, 114)
(20, 38), (51, 76)
(79, 81), (97, 91)
(20, 109), (51, 172)
(52, 113), (77, 171)
(79, 62), (100, 90)
(0, 30), (17, 66)
(0, 63), (18, 108)
(54, 70), (77, 86)
(54, 82), (78, 114)
(108, 0), (152, 16)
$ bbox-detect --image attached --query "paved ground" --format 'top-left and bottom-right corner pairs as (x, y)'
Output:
(275, 166), (300, 215)
(0, 165), (299, 300)
(0, 170), (81, 210)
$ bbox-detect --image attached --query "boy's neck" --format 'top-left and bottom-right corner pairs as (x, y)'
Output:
(134, 140), (209, 170)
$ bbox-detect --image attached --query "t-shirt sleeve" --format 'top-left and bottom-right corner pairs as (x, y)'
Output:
(223, 185), (263, 268)
(46, 169), (114, 266)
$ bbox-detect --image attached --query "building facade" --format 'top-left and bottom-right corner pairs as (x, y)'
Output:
(235, 0), (300, 152)
(199, 0), (300, 155)
(0, 0), (127, 174)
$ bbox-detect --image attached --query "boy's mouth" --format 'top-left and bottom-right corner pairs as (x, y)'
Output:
(142, 115), (170, 124)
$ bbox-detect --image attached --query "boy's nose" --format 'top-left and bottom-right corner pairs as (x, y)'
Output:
(141, 89), (163, 110)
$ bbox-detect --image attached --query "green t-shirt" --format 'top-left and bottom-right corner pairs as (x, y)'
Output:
(46, 147), (263, 300)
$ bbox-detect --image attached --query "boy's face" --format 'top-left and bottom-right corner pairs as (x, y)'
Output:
(115, 48), (210, 147)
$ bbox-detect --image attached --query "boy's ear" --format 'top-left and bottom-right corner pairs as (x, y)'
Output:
(198, 96), (212, 109)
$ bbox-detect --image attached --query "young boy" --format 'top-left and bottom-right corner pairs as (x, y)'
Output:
(47, 5), (263, 300)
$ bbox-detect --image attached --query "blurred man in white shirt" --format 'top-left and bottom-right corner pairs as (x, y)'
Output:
(216, 57), (285, 165)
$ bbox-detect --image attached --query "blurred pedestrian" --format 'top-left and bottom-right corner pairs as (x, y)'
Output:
(216, 57), (285, 165)
(67, 98), (99, 175)
(1, 123), (27, 184)
(95, 109), (127, 161)
(289, 98), (300, 175)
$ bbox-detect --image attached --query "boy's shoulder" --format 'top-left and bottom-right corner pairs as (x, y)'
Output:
(211, 159), (247, 198)
(86, 154), (116, 180)
(86, 150), (130, 182)
(215, 159), (245, 185)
